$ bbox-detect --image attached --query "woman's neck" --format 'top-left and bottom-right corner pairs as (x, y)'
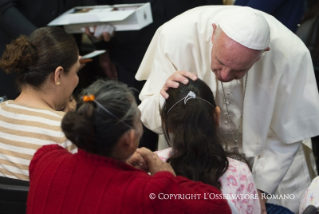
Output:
(15, 86), (57, 110)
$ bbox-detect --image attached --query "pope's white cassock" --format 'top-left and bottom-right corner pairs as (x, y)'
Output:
(136, 6), (319, 213)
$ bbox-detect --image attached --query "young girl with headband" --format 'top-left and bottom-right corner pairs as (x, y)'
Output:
(156, 78), (261, 214)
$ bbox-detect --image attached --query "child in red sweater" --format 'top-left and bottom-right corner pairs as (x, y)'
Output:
(27, 80), (231, 214)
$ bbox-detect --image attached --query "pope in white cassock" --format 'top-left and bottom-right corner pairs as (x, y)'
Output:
(135, 6), (319, 214)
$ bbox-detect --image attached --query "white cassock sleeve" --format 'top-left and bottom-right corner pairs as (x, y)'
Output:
(252, 138), (302, 194)
(247, 48), (319, 194)
(137, 22), (213, 133)
(137, 27), (177, 134)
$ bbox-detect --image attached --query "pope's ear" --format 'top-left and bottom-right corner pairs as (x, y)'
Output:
(214, 106), (220, 127)
(212, 23), (217, 42)
(256, 47), (271, 62)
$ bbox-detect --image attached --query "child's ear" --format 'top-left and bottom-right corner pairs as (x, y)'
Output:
(214, 106), (220, 127)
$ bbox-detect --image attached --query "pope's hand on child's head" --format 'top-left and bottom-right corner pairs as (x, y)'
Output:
(160, 70), (197, 99)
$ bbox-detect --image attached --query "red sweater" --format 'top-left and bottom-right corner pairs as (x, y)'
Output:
(27, 145), (231, 214)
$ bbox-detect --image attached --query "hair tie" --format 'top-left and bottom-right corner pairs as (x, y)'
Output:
(80, 94), (133, 129)
(82, 95), (95, 102)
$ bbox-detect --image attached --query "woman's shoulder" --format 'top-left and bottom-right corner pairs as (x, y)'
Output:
(0, 100), (69, 144)
(31, 145), (68, 164)
(29, 145), (69, 177)
(1, 100), (65, 118)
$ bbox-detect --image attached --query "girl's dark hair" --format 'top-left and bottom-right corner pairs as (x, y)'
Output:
(0, 27), (78, 89)
(61, 80), (138, 156)
(161, 78), (236, 190)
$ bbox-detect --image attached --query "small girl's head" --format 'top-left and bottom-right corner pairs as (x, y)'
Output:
(61, 80), (142, 161)
(161, 77), (228, 189)
(161, 77), (220, 145)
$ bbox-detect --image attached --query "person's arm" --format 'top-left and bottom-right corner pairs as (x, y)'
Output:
(253, 138), (301, 194)
(136, 27), (177, 133)
(253, 139), (301, 214)
(29, 144), (65, 181)
(136, 26), (198, 133)
(253, 47), (319, 195)
(0, 0), (37, 38)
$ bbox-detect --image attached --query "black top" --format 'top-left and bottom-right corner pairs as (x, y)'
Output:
(0, 0), (96, 98)
(0, 0), (96, 54)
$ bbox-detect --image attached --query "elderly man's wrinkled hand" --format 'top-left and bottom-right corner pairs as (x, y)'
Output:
(160, 70), (197, 99)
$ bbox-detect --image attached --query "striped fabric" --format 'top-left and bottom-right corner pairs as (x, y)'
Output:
(0, 100), (76, 181)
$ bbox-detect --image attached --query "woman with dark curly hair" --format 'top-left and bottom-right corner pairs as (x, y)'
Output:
(0, 26), (80, 180)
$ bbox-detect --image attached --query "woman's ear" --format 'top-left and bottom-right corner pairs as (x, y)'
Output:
(120, 129), (137, 152)
(54, 66), (64, 86)
(128, 129), (138, 150)
(111, 129), (138, 161)
(214, 106), (220, 127)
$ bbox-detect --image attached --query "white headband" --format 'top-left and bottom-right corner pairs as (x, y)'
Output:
(167, 91), (215, 113)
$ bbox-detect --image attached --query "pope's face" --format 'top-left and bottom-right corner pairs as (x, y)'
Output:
(210, 49), (250, 82)
(210, 27), (263, 82)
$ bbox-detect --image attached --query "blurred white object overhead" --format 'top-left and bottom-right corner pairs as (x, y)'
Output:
(48, 3), (153, 33)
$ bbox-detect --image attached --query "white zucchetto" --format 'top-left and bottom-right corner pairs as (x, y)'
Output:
(219, 6), (270, 50)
